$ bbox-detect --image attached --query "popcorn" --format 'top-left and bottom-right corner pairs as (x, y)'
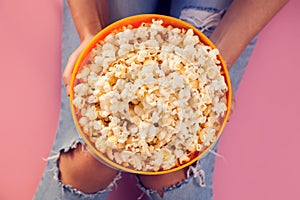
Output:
(72, 96), (85, 110)
(72, 19), (228, 172)
(74, 83), (89, 97)
(76, 67), (90, 81)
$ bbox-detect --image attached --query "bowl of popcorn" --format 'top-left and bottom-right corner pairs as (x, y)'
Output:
(70, 14), (232, 175)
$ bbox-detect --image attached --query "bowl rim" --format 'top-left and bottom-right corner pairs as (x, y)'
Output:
(69, 14), (232, 175)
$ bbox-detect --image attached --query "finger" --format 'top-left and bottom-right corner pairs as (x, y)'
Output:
(227, 90), (236, 121)
(63, 53), (78, 86)
(63, 61), (75, 96)
(63, 41), (89, 86)
(63, 49), (83, 96)
(63, 36), (95, 96)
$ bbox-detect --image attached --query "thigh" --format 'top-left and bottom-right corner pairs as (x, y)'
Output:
(34, 1), (121, 199)
(170, 0), (232, 37)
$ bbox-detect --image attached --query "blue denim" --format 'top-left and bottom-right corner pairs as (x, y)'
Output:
(34, 0), (257, 199)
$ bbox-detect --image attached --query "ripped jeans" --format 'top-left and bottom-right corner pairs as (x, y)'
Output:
(34, 0), (257, 199)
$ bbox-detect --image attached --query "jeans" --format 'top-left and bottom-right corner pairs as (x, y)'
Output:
(34, 0), (257, 199)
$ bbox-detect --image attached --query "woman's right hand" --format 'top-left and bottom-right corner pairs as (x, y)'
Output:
(63, 35), (95, 95)
(64, 0), (108, 95)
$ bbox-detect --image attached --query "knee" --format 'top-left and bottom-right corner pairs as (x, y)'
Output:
(139, 168), (188, 196)
(58, 143), (119, 194)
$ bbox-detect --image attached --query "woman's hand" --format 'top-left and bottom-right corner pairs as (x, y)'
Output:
(63, 0), (108, 95)
(63, 35), (95, 95)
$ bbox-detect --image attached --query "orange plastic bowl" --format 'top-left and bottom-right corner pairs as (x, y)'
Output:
(70, 14), (232, 175)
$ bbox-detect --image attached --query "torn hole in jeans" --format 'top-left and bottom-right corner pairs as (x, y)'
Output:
(179, 8), (225, 33)
(45, 141), (122, 196)
(187, 160), (206, 187)
(136, 161), (207, 199)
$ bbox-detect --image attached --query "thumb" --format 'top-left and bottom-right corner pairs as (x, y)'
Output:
(63, 53), (78, 95)
(63, 36), (95, 96)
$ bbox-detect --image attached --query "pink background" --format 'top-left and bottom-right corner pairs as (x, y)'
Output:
(0, 0), (299, 199)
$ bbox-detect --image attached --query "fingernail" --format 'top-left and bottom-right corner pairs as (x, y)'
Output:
(66, 85), (70, 96)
